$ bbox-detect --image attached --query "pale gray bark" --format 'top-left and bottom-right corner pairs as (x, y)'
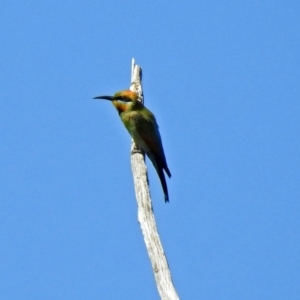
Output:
(129, 59), (179, 300)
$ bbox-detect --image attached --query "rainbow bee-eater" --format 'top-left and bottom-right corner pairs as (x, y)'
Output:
(94, 90), (171, 202)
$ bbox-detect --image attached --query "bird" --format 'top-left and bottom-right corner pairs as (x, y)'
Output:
(94, 90), (171, 202)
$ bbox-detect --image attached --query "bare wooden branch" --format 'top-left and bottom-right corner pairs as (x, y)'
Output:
(130, 58), (179, 300)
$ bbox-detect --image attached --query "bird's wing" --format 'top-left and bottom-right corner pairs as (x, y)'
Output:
(134, 114), (171, 178)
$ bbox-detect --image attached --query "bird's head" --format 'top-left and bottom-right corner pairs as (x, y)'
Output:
(94, 90), (141, 113)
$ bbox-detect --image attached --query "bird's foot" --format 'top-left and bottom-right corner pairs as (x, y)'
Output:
(131, 148), (142, 155)
(131, 146), (143, 155)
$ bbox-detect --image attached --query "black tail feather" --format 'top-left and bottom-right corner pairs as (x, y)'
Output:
(146, 152), (171, 202)
(164, 165), (171, 178)
(157, 167), (169, 203)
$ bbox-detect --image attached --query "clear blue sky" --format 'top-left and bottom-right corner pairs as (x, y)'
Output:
(0, 1), (299, 299)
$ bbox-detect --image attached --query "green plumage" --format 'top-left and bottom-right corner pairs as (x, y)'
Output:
(94, 90), (171, 202)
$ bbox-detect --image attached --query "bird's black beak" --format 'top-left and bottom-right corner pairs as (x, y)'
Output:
(93, 95), (114, 101)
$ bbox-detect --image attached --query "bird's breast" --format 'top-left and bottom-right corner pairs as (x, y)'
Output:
(112, 101), (129, 113)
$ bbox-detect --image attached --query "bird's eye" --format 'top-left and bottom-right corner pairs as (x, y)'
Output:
(117, 96), (131, 102)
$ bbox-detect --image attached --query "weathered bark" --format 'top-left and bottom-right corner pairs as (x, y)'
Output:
(130, 59), (179, 300)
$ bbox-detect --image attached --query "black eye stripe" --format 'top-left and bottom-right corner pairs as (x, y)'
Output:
(115, 96), (132, 102)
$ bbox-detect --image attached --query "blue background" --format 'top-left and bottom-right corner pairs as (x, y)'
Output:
(0, 1), (299, 299)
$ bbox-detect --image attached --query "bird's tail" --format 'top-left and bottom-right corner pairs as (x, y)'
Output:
(157, 167), (169, 203)
(164, 165), (171, 178)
